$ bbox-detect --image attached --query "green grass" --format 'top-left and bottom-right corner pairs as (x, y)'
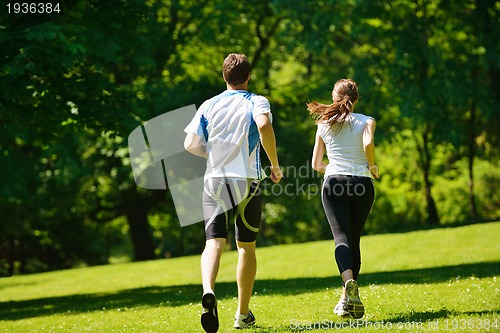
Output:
(1, 222), (499, 332)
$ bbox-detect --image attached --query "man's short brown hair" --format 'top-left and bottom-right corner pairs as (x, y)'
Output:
(222, 54), (250, 86)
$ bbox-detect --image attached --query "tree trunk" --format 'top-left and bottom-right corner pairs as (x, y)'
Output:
(306, 52), (313, 77)
(413, 3), (439, 225)
(251, 14), (282, 71)
(416, 129), (440, 225)
(125, 204), (155, 261)
(8, 238), (14, 276)
(123, 187), (156, 261)
(468, 98), (478, 222)
(424, 184), (439, 225)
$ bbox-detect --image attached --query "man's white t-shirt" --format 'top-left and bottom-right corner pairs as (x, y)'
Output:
(317, 113), (374, 179)
(184, 90), (272, 180)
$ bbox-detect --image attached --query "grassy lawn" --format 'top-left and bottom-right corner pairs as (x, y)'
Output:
(0, 222), (499, 332)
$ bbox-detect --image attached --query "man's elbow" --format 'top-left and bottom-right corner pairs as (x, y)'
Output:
(256, 115), (272, 131)
(184, 142), (200, 155)
(184, 133), (197, 151)
(184, 139), (191, 152)
(184, 143), (200, 157)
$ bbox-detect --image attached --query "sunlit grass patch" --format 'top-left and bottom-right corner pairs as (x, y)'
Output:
(0, 222), (499, 332)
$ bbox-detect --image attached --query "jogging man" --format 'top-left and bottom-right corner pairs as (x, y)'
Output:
(184, 53), (282, 332)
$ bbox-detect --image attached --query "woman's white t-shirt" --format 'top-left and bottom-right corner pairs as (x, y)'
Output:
(317, 113), (374, 179)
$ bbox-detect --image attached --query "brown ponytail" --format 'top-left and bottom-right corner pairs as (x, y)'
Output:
(307, 79), (359, 134)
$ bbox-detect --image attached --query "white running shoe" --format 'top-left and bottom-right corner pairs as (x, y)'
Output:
(345, 279), (364, 319)
(234, 310), (256, 329)
(334, 297), (349, 316)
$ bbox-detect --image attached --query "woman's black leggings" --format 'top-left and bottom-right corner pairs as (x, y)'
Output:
(321, 175), (375, 281)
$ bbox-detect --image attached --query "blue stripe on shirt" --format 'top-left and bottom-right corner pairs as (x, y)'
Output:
(200, 114), (208, 141)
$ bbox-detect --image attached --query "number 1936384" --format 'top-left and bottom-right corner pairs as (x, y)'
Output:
(6, 2), (61, 14)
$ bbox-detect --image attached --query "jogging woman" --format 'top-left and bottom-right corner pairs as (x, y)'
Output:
(308, 78), (378, 319)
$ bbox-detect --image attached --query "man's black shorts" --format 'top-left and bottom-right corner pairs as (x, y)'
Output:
(202, 178), (261, 242)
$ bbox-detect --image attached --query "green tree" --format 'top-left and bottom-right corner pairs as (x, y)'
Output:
(1, 0), (498, 275)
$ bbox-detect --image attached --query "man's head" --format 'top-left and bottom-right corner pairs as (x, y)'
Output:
(222, 53), (250, 86)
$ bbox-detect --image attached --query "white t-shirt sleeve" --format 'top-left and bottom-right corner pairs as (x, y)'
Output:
(317, 123), (328, 140)
(251, 96), (272, 123)
(184, 104), (207, 140)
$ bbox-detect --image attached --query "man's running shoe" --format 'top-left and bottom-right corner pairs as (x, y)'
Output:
(345, 279), (364, 319)
(334, 297), (349, 316)
(234, 310), (256, 329)
(201, 292), (219, 333)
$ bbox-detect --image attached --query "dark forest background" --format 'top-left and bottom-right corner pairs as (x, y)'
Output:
(1, 0), (498, 276)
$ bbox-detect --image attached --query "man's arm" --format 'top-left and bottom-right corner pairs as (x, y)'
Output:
(184, 132), (208, 158)
(255, 114), (282, 183)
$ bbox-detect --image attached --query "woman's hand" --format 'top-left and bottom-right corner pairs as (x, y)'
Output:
(368, 165), (379, 179)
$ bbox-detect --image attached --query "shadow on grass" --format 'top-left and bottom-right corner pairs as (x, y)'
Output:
(1, 261), (498, 321)
(385, 308), (500, 323)
(247, 309), (500, 332)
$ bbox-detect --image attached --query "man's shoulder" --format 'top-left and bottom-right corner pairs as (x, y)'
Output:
(248, 93), (271, 111)
(248, 93), (269, 102)
(198, 92), (226, 111)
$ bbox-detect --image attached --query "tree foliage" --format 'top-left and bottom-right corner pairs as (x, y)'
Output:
(1, 0), (498, 276)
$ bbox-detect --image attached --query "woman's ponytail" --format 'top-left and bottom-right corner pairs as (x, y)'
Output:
(307, 79), (358, 134)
